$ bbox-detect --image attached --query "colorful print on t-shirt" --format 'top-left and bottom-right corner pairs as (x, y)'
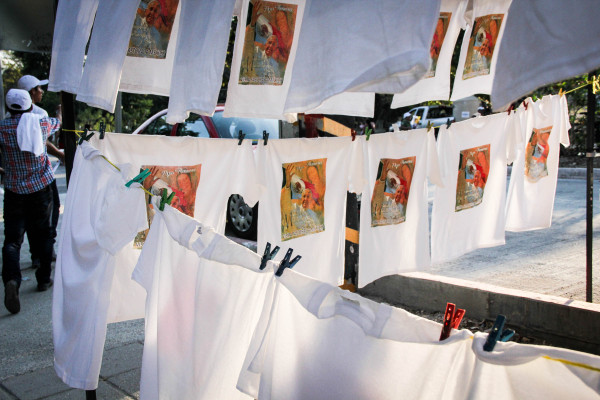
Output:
(462, 14), (504, 80)
(134, 164), (201, 248)
(455, 145), (490, 211)
(371, 157), (416, 227)
(525, 126), (552, 182)
(239, 1), (298, 86)
(281, 158), (326, 241)
(128, 0), (180, 59)
(426, 12), (452, 78)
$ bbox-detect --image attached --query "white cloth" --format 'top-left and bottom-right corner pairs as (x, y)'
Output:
(224, 0), (306, 121)
(165, 0), (237, 123)
(256, 136), (363, 285)
(16, 113), (44, 156)
(284, 0), (441, 114)
(132, 203), (274, 400)
(391, 0), (468, 108)
(491, 0), (600, 111)
(431, 112), (517, 264)
(53, 142), (148, 390)
(305, 92), (375, 118)
(505, 95), (570, 231)
(450, 0), (511, 101)
(357, 130), (442, 287)
(32, 104), (49, 117)
(48, 0), (99, 94)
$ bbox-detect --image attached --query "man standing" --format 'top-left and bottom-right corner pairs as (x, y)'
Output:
(1, 89), (61, 314)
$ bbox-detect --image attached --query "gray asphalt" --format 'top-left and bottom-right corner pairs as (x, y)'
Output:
(0, 164), (598, 399)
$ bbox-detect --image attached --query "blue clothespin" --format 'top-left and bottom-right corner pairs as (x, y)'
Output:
(78, 126), (95, 145)
(260, 242), (280, 270)
(238, 130), (245, 146)
(263, 130), (269, 146)
(125, 168), (151, 188)
(483, 314), (515, 351)
(99, 121), (105, 139)
(159, 190), (175, 211)
(275, 248), (301, 277)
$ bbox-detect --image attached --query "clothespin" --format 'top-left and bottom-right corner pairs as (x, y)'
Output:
(275, 248), (301, 277)
(351, 129), (357, 141)
(592, 75), (599, 94)
(439, 303), (466, 341)
(365, 127), (372, 141)
(238, 130), (245, 145)
(125, 168), (151, 188)
(159, 190), (175, 211)
(99, 121), (105, 139)
(259, 242), (280, 270)
(263, 130), (269, 146)
(506, 104), (515, 115)
(522, 100), (528, 110)
(77, 126), (95, 145)
(426, 121), (434, 132)
(558, 88), (565, 97)
(483, 314), (515, 352)
(446, 118), (452, 129)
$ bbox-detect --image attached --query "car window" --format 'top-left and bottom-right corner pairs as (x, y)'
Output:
(415, 108), (425, 118)
(176, 114), (210, 138)
(145, 114), (173, 136)
(210, 111), (280, 139)
(427, 107), (453, 119)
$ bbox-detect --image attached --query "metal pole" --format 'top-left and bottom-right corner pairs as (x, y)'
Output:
(586, 71), (597, 303)
(115, 91), (122, 132)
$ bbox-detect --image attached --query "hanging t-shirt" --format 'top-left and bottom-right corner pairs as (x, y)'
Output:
(391, 0), (468, 108)
(284, 0), (441, 114)
(224, 0), (306, 121)
(491, 0), (600, 111)
(133, 202), (275, 400)
(431, 112), (518, 264)
(305, 92), (375, 118)
(165, 0), (237, 123)
(48, 0), (98, 94)
(505, 95), (571, 231)
(256, 136), (363, 285)
(450, 0), (512, 101)
(53, 142), (147, 390)
(357, 130), (442, 287)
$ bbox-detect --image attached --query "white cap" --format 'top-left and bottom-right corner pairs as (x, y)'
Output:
(403, 112), (412, 118)
(17, 75), (49, 92)
(6, 89), (32, 111)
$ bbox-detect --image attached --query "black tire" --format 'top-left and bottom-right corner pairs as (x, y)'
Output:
(226, 194), (258, 240)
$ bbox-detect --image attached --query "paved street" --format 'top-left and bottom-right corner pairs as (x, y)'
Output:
(0, 163), (598, 399)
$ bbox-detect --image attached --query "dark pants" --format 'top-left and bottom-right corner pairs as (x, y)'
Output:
(27, 179), (59, 259)
(2, 185), (54, 286)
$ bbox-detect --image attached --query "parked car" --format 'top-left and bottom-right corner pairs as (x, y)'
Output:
(407, 105), (454, 129)
(133, 106), (292, 240)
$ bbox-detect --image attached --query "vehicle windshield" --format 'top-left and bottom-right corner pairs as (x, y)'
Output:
(211, 111), (280, 139)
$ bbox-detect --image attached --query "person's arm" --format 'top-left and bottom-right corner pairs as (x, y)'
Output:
(46, 140), (65, 163)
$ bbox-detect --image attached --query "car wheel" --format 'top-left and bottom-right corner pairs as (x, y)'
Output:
(226, 194), (258, 240)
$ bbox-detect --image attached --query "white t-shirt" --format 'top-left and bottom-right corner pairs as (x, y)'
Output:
(284, 0), (441, 113)
(256, 136), (363, 285)
(491, 0), (600, 111)
(224, 0), (306, 121)
(505, 95), (570, 231)
(450, 0), (512, 101)
(48, 0), (98, 94)
(305, 92), (375, 118)
(431, 112), (517, 264)
(357, 130), (442, 287)
(391, 0), (468, 108)
(53, 142), (147, 390)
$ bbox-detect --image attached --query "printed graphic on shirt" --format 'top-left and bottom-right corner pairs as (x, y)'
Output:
(462, 14), (504, 80)
(525, 126), (552, 182)
(128, 0), (179, 59)
(281, 158), (326, 241)
(455, 145), (490, 211)
(426, 12), (452, 78)
(239, 1), (298, 86)
(371, 157), (416, 227)
(133, 164), (201, 249)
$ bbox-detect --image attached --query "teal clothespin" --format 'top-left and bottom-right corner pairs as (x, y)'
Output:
(159, 190), (175, 211)
(78, 127), (95, 145)
(99, 121), (105, 139)
(483, 315), (515, 351)
(125, 168), (151, 188)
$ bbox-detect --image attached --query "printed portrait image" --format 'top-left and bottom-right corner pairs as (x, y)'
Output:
(239, 1), (298, 86)
(462, 14), (504, 80)
(128, 0), (179, 59)
(371, 157), (416, 227)
(426, 12), (452, 78)
(525, 126), (552, 182)
(455, 145), (490, 212)
(133, 164), (201, 249)
(280, 158), (326, 241)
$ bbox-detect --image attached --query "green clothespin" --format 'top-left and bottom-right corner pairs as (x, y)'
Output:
(125, 168), (151, 188)
(159, 190), (175, 211)
(365, 127), (372, 141)
(99, 121), (105, 139)
(78, 127), (95, 145)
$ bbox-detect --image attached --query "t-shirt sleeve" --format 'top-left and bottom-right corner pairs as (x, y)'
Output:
(131, 210), (163, 292)
(560, 95), (571, 147)
(348, 136), (366, 194)
(505, 110), (523, 165)
(426, 129), (443, 187)
(40, 117), (61, 139)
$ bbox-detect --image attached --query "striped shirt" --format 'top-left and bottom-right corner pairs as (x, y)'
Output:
(0, 113), (61, 194)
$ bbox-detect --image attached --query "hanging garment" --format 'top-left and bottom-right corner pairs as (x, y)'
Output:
(357, 130), (442, 287)
(224, 0), (306, 121)
(391, 0), (469, 108)
(305, 92), (375, 118)
(431, 112), (518, 264)
(53, 142), (148, 390)
(256, 136), (363, 285)
(132, 203), (275, 400)
(165, 0), (237, 123)
(505, 95), (571, 231)
(450, 0), (512, 101)
(48, 0), (99, 94)
(491, 0), (600, 111)
(284, 0), (441, 114)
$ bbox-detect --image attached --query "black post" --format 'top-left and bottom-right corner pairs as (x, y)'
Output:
(586, 71), (597, 303)
(60, 92), (77, 187)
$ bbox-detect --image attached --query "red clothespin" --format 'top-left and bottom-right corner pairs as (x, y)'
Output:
(439, 303), (465, 341)
(351, 129), (357, 141)
(506, 104), (515, 115)
(522, 100), (528, 110)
